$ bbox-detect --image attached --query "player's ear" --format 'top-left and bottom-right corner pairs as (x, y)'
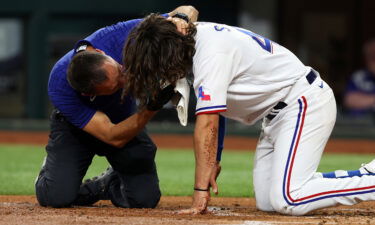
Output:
(95, 48), (106, 55)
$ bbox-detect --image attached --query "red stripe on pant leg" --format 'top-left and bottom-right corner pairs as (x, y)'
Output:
(295, 185), (375, 202)
(286, 96), (375, 203)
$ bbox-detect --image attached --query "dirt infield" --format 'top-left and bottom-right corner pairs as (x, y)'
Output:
(0, 130), (374, 154)
(1, 196), (375, 225)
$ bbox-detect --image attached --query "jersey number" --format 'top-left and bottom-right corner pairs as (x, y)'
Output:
(236, 28), (273, 53)
(214, 25), (273, 53)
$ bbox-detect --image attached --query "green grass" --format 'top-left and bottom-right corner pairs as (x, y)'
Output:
(0, 144), (374, 197)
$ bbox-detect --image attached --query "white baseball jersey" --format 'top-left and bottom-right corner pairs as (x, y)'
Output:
(193, 22), (310, 124)
(193, 22), (375, 216)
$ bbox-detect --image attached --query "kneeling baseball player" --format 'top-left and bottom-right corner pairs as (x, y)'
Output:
(122, 14), (375, 215)
(35, 6), (197, 208)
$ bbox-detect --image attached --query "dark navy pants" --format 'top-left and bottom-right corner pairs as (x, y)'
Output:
(35, 110), (160, 208)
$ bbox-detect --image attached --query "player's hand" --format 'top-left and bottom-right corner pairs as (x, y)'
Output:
(177, 190), (210, 215)
(146, 84), (175, 111)
(167, 17), (189, 35)
(209, 161), (221, 195)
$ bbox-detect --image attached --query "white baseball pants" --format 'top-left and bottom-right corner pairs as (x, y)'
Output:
(253, 74), (375, 215)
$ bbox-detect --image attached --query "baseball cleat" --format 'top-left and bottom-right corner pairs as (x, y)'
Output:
(360, 159), (375, 174)
(74, 167), (117, 206)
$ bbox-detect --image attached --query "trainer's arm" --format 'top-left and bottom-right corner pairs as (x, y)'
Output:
(83, 109), (156, 148)
(168, 5), (199, 22)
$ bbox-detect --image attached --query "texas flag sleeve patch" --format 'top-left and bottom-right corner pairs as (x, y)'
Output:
(195, 85), (227, 115)
(198, 86), (211, 101)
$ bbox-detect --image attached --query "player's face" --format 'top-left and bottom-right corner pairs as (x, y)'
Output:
(93, 56), (126, 96)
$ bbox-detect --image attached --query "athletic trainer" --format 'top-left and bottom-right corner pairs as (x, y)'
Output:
(122, 14), (375, 215)
(35, 6), (198, 208)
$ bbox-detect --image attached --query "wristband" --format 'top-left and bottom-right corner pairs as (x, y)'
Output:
(194, 187), (209, 192)
(172, 12), (190, 23)
(76, 44), (88, 53)
(75, 40), (93, 54)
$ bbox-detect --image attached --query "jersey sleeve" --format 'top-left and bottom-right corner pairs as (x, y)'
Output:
(193, 53), (235, 115)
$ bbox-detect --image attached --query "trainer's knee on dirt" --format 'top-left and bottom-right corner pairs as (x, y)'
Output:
(129, 186), (161, 208)
(35, 176), (78, 208)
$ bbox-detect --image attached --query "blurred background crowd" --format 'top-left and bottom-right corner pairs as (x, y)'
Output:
(0, 0), (374, 138)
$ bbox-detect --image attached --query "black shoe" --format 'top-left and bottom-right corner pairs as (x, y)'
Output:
(74, 167), (117, 206)
(108, 176), (130, 208)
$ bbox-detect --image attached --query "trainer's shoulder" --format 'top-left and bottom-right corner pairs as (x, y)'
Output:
(87, 19), (141, 43)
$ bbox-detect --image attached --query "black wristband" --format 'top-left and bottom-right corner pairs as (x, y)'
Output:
(75, 40), (92, 54)
(194, 187), (209, 192)
(172, 12), (190, 23)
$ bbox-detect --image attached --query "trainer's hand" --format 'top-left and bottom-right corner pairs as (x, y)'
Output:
(147, 85), (175, 111)
(210, 161), (221, 195)
(169, 5), (198, 22)
(167, 17), (189, 35)
(177, 190), (210, 215)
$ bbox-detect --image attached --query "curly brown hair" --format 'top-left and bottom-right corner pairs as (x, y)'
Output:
(122, 13), (196, 108)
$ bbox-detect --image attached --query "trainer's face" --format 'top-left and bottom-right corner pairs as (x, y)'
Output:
(94, 55), (126, 96)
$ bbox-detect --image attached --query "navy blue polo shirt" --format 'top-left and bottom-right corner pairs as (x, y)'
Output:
(48, 18), (142, 129)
